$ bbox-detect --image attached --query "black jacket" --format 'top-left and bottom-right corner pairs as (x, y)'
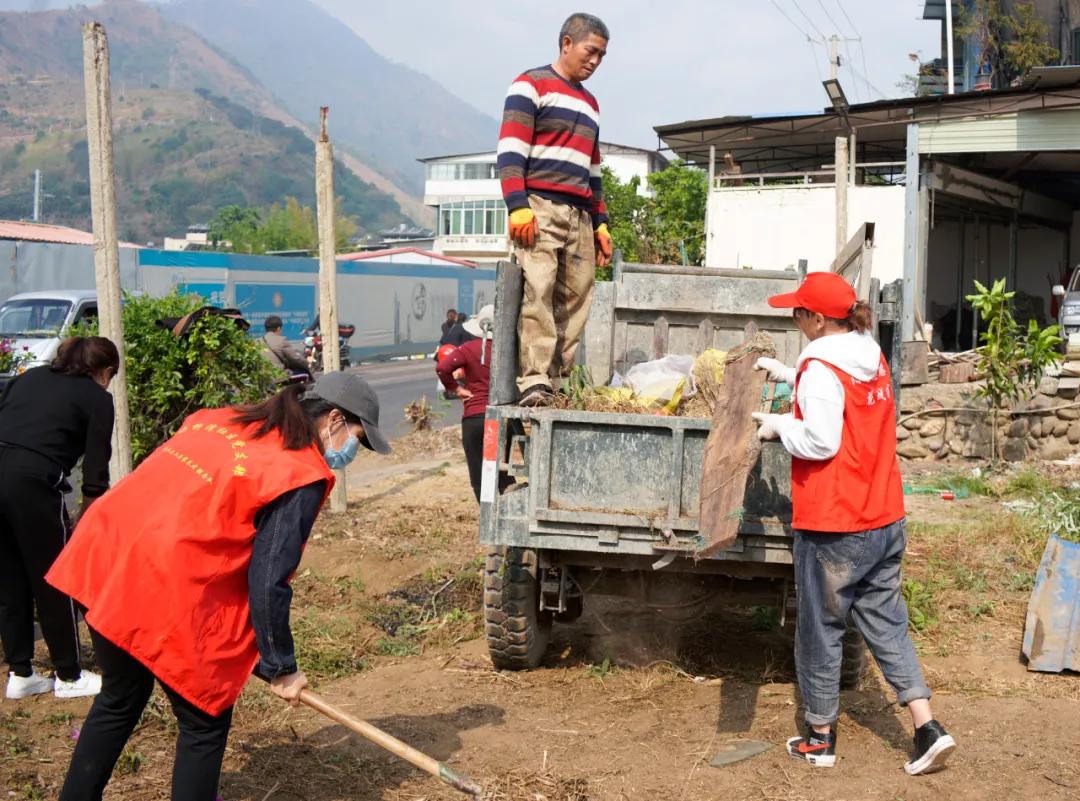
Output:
(0, 366), (114, 497)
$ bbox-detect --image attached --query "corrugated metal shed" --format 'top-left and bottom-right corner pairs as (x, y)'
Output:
(919, 108), (1080, 155)
(1022, 534), (1080, 673)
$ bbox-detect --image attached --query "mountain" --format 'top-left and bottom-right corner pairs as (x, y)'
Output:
(162, 0), (499, 197)
(0, 0), (410, 241)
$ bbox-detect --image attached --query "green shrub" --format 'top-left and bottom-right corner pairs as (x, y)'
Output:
(77, 292), (278, 463)
(122, 293), (278, 462)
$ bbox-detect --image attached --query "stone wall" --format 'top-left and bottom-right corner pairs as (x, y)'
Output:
(896, 378), (1080, 462)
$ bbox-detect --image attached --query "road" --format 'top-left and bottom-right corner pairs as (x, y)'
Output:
(350, 359), (464, 439)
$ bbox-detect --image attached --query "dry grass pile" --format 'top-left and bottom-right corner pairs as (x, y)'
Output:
(479, 770), (594, 801)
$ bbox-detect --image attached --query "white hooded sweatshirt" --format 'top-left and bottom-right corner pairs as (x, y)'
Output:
(771, 331), (885, 461)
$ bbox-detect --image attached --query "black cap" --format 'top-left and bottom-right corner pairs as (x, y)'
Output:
(308, 372), (392, 454)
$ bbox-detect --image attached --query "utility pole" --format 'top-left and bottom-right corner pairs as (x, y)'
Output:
(835, 136), (849, 257)
(32, 170), (42, 222)
(829, 35), (840, 80)
(315, 106), (346, 512)
(83, 22), (132, 480)
(945, 0), (956, 94)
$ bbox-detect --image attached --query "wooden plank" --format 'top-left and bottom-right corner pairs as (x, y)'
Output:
(901, 340), (930, 385)
(697, 325), (776, 557)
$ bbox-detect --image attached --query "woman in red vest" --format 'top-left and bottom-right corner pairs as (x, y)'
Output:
(752, 272), (955, 775)
(47, 373), (391, 801)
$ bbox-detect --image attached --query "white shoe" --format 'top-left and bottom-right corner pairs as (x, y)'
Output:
(6, 670), (54, 699)
(54, 670), (102, 699)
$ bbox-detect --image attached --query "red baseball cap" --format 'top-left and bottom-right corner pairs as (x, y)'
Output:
(767, 272), (856, 319)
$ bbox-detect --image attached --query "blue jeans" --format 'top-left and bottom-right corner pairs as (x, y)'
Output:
(793, 518), (931, 727)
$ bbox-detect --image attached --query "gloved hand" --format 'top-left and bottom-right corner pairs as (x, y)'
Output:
(508, 207), (539, 248)
(755, 357), (796, 385)
(594, 223), (613, 266)
(751, 412), (788, 441)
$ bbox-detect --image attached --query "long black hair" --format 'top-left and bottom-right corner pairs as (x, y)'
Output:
(231, 384), (362, 451)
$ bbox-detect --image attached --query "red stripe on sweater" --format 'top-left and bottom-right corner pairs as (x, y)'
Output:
(530, 77), (599, 111)
(498, 120), (535, 142)
(531, 130), (597, 154)
(525, 179), (592, 199)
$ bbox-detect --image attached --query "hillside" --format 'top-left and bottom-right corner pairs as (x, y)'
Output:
(164, 0), (499, 196)
(0, 1), (410, 241)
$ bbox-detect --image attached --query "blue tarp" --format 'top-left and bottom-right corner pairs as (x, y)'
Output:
(1022, 534), (1080, 673)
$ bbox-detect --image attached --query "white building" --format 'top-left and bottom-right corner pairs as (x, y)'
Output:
(419, 142), (668, 262)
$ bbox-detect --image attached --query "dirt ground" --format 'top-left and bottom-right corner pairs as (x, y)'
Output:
(3, 429), (1080, 801)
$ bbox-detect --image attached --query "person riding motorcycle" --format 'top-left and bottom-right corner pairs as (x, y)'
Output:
(261, 316), (310, 382)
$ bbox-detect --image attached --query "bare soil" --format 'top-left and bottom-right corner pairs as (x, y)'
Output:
(2, 434), (1079, 801)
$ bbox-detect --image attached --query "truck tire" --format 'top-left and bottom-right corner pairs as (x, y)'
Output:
(840, 625), (868, 690)
(484, 547), (552, 670)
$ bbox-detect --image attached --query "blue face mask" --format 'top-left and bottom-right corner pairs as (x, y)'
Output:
(323, 420), (360, 469)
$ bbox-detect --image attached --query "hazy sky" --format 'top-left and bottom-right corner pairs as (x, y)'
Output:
(314, 0), (941, 150)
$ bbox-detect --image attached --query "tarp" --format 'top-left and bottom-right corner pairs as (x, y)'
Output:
(1022, 534), (1080, 673)
(0, 240), (138, 302)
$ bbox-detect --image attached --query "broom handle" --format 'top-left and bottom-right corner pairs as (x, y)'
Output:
(259, 677), (482, 796)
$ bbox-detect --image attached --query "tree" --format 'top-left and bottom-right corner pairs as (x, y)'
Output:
(208, 198), (357, 254)
(1002, 1), (1059, 75)
(599, 160), (708, 275)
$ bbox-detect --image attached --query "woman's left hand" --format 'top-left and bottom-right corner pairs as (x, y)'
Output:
(751, 412), (785, 441)
(270, 670), (309, 707)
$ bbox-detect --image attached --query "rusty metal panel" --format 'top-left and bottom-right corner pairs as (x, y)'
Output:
(1022, 534), (1080, 673)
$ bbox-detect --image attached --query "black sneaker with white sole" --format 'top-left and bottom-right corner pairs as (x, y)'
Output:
(904, 719), (956, 775)
(786, 727), (837, 768)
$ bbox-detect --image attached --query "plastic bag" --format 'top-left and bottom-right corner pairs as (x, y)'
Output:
(625, 355), (696, 403)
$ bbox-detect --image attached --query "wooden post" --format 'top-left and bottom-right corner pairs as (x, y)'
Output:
(83, 22), (132, 480)
(315, 106), (346, 512)
(834, 136), (849, 258)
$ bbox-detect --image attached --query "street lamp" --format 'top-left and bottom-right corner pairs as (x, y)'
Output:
(822, 78), (851, 130)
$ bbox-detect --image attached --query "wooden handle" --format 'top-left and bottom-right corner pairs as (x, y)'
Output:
(286, 685), (482, 797)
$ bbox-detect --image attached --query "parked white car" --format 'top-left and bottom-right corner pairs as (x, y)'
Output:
(0, 290), (99, 386)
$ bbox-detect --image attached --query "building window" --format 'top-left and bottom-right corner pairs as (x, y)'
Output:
(427, 162), (498, 181)
(437, 200), (508, 236)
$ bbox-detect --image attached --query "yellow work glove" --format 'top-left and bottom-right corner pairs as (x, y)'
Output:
(594, 223), (613, 266)
(508, 207), (538, 248)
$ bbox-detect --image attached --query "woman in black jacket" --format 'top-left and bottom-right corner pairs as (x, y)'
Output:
(0, 336), (118, 700)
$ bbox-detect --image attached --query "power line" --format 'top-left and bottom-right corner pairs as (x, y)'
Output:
(814, 0), (844, 33)
(791, 0), (829, 41)
(833, 0), (860, 38)
(846, 60), (889, 100)
(843, 37), (861, 102)
(857, 38), (874, 101)
(770, 0), (814, 41)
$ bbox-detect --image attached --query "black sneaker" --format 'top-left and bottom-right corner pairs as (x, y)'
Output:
(518, 384), (554, 407)
(904, 720), (955, 775)
(786, 727), (836, 768)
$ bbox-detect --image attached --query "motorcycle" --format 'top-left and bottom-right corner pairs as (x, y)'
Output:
(303, 321), (355, 372)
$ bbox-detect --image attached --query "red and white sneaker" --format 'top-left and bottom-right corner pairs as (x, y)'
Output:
(786, 727), (837, 768)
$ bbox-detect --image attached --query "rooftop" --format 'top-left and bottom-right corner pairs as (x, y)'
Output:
(0, 219), (142, 248)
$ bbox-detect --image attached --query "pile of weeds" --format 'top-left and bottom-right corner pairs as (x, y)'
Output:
(291, 570), (371, 679)
(369, 559), (484, 657)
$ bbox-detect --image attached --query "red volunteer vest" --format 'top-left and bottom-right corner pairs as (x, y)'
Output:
(47, 408), (334, 715)
(791, 355), (905, 533)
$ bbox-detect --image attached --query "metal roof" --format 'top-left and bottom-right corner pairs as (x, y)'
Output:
(1022, 534), (1080, 673)
(338, 247), (478, 268)
(0, 220), (141, 248)
(654, 82), (1080, 174)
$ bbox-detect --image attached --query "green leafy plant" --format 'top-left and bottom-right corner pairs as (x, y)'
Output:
(966, 278), (1061, 460)
(902, 578), (938, 632)
(74, 292), (279, 463)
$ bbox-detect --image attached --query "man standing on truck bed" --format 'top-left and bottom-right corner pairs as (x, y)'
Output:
(497, 12), (613, 407)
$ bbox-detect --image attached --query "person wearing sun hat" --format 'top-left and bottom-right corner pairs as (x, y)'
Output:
(754, 271), (955, 775)
(47, 374), (390, 800)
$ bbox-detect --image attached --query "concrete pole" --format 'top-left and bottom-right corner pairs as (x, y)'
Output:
(829, 35), (840, 80)
(83, 22), (132, 480)
(315, 106), (346, 512)
(834, 136), (849, 258)
(945, 0), (956, 95)
(32, 170), (42, 222)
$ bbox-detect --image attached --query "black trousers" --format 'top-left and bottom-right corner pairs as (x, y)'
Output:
(461, 414), (485, 502)
(461, 415), (515, 503)
(60, 628), (233, 801)
(0, 445), (82, 681)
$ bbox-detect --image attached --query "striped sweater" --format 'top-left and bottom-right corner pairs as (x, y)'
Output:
(496, 65), (608, 228)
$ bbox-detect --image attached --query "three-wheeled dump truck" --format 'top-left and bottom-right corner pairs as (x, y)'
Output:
(479, 260), (901, 678)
